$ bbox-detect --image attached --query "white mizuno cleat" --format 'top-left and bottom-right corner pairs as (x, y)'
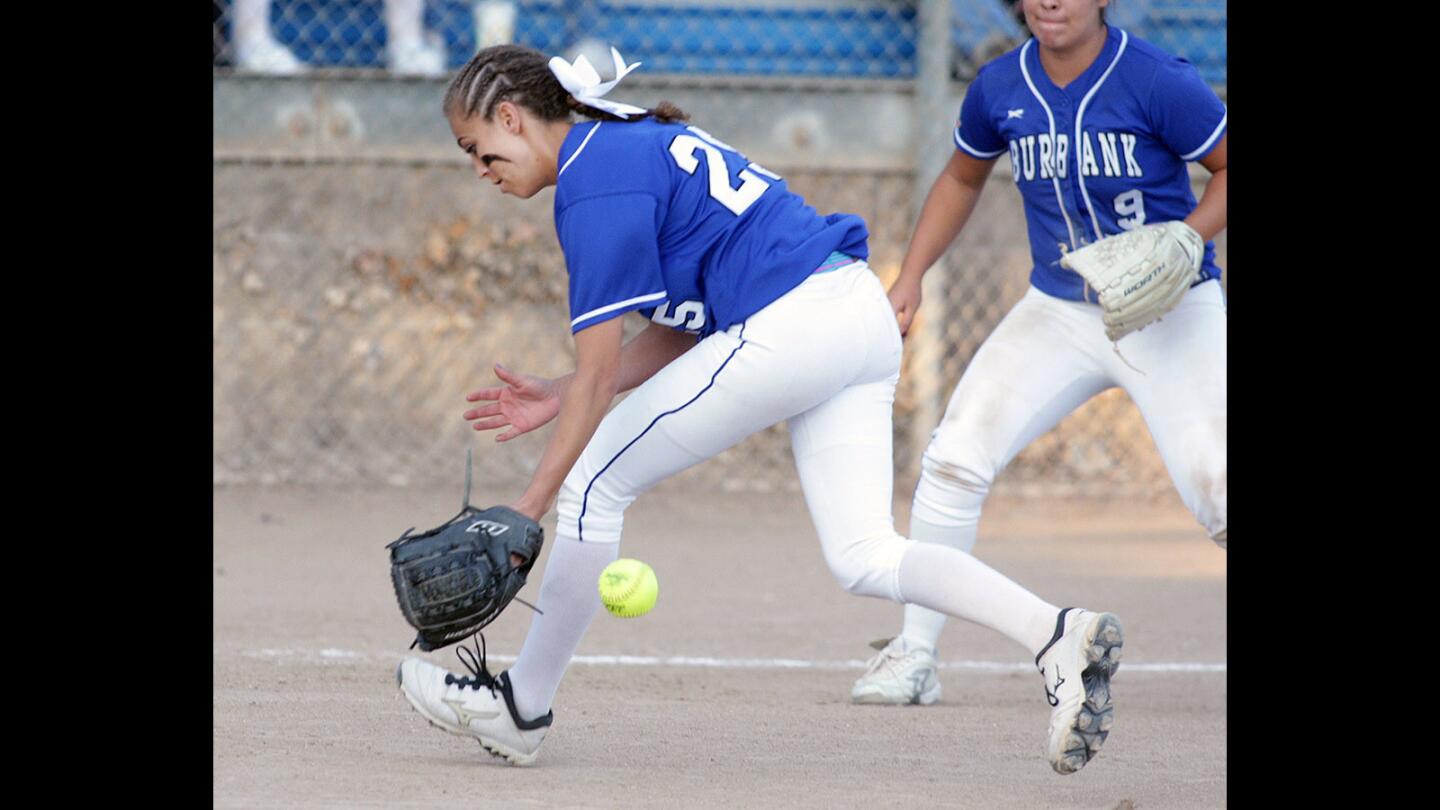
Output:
(850, 637), (941, 705)
(397, 635), (552, 765)
(1034, 607), (1124, 775)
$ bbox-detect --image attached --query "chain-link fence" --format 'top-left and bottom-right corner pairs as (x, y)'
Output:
(213, 1), (1225, 84)
(214, 0), (1227, 499)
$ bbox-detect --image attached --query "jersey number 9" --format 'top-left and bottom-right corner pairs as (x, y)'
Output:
(1115, 189), (1146, 230)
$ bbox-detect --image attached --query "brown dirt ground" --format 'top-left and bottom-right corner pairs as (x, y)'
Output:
(214, 484), (1225, 809)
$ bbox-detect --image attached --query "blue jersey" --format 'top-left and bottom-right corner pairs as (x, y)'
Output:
(554, 118), (869, 336)
(953, 25), (1227, 301)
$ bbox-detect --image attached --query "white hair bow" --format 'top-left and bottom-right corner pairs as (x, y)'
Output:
(548, 47), (648, 119)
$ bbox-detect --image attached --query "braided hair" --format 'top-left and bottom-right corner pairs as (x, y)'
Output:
(443, 45), (688, 124)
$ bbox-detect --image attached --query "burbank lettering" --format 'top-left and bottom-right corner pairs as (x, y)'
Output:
(1007, 132), (1145, 182)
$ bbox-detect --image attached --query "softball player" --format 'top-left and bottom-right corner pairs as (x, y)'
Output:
(396, 43), (1124, 775)
(851, 0), (1226, 706)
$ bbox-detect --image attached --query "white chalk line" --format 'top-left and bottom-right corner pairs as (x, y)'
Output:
(236, 648), (1225, 674)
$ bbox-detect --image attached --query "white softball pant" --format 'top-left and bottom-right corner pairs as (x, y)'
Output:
(556, 260), (914, 597)
(912, 279), (1228, 544)
(507, 263), (1069, 718)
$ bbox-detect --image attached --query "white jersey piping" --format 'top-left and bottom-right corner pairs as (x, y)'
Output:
(1074, 29), (1130, 241)
(558, 121), (603, 177)
(1181, 111), (1227, 161)
(570, 290), (667, 327)
(1018, 39), (1078, 251)
(954, 127), (1006, 159)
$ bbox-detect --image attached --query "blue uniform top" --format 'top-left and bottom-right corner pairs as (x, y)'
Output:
(953, 25), (1227, 301)
(554, 118), (869, 336)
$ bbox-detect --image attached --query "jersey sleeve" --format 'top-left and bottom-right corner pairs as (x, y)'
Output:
(954, 73), (1006, 159)
(1148, 57), (1227, 162)
(556, 193), (668, 333)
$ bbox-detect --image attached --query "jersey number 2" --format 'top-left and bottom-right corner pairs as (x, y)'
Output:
(668, 127), (780, 215)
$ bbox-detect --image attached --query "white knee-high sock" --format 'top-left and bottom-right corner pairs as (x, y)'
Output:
(896, 463), (987, 654)
(894, 541), (1057, 658)
(896, 514), (978, 653)
(506, 537), (619, 721)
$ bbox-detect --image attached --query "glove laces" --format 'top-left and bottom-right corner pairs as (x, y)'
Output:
(1111, 343), (1146, 376)
(444, 633), (500, 696)
(1086, 278), (1149, 376)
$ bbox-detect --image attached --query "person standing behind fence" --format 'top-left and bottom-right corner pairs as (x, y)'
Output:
(849, 0), (1226, 707)
(227, 0), (447, 76)
(230, 0), (305, 74)
(385, 0), (446, 76)
(393, 42), (1125, 775)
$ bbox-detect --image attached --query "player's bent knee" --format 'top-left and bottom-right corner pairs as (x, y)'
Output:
(553, 474), (586, 536)
(1182, 426), (1226, 538)
(1191, 466), (1226, 543)
(919, 444), (995, 498)
(555, 469), (632, 545)
(821, 532), (913, 601)
(922, 380), (1010, 488)
(913, 450), (993, 525)
(1211, 528), (1227, 550)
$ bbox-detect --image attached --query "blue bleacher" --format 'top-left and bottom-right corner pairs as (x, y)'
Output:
(514, 2), (918, 77)
(1105, 0), (1226, 86)
(243, 0), (915, 77)
(950, 0), (1024, 57)
(222, 0), (1223, 86)
(950, 1), (1224, 87)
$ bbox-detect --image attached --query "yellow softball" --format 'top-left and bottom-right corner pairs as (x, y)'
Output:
(598, 559), (658, 618)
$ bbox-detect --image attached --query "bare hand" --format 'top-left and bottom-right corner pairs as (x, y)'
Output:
(463, 364), (561, 442)
(888, 276), (923, 337)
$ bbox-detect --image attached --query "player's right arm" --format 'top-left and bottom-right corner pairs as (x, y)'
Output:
(890, 150), (997, 336)
(496, 315), (694, 521)
(464, 322), (694, 440)
(510, 316), (624, 521)
(466, 187), (684, 444)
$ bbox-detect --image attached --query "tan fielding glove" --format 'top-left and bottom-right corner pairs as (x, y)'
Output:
(1060, 220), (1205, 342)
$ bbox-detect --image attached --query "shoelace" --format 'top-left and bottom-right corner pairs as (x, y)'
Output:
(1043, 665), (1065, 707)
(863, 640), (911, 676)
(444, 633), (500, 697)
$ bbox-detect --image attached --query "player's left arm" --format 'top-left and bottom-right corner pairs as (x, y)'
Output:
(613, 321), (696, 392)
(1183, 133), (1226, 242)
(514, 320), (693, 398)
(511, 316), (624, 521)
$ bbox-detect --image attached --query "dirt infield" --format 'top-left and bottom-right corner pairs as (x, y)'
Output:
(214, 485), (1226, 808)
